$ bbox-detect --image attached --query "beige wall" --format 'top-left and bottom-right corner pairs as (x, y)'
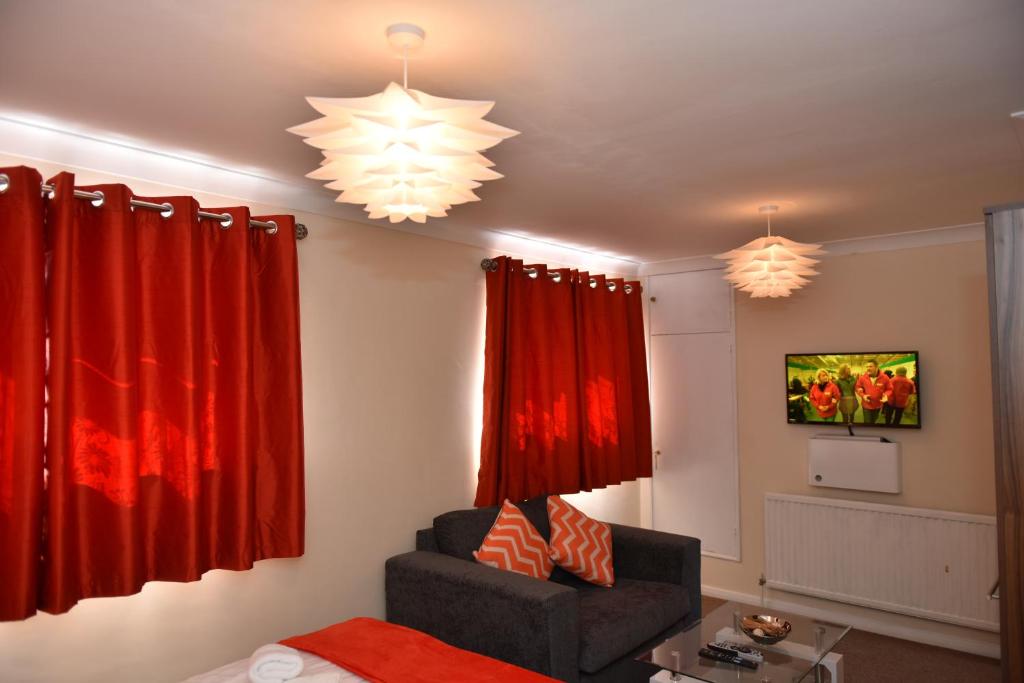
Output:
(703, 239), (999, 651)
(0, 154), (638, 682)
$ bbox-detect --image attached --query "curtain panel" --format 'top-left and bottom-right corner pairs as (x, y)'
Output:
(0, 167), (46, 621)
(0, 166), (305, 619)
(475, 256), (652, 507)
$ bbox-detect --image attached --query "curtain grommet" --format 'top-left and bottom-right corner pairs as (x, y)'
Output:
(90, 190), (105, 208)
(219, 213), (233, 230)
(0, 173), (9, 194)
(160, 202), (174, 219)
(266, 220), (279, 236)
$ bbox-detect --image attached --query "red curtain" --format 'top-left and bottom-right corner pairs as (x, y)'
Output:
(475, 256), (652, 507)
(0, 167), (46, 620)
(0, 166), (304, 618)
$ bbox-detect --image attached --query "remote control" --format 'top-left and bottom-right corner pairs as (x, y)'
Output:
(698, 647), (758, 670)
(708, 640), (764, 663)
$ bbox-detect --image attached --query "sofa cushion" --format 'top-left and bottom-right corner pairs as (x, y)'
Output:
(576, 577), (690, 674)
(434, 496), (550, 562)
(473, 500), (554, 579)
(547, 495), (614, 587)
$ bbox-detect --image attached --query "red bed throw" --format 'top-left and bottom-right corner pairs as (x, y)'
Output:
(281, 617), (557, 683)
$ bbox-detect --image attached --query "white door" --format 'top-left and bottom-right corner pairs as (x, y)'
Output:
(649, 270), (740, 560)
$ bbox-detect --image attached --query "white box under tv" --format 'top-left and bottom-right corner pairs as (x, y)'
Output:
(808, 435), (901, 494)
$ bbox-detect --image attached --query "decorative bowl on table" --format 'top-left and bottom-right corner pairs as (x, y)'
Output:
(740, 614), (792, 645)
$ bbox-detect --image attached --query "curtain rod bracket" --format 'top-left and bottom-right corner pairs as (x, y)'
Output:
(480, 258), (499, 272)
(295, 223), (308, 240)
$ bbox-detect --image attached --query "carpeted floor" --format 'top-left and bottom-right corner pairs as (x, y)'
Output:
(702, 597), (1001, 683)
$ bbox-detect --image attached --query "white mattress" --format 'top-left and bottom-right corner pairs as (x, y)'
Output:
(183, 649), (369, 683)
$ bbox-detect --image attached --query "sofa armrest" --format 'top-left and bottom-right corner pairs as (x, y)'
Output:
(385, 551), (580, 682)
(415, 527), (439, 552)
(609, 524), (701, 620)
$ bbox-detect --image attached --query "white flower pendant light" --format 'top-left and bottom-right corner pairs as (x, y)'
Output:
(288, 23), (519, 224)
(715, 205), (825, 298)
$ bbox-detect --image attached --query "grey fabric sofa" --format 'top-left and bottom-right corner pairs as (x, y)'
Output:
(385, 496), (701, 683)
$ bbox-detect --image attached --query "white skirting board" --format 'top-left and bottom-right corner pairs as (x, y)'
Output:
(700, 585), (1001, 659)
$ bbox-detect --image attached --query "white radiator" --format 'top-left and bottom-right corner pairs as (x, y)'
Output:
(764, 493), (999, 631)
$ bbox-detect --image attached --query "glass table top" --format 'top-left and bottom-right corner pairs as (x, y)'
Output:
(637, 600), (851, 683)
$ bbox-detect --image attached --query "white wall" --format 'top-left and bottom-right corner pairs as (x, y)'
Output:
(0, 152), (640, 682)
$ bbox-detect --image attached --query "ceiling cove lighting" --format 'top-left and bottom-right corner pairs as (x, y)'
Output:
(715, 205), (824, 298)
(288, 23), (519, 224)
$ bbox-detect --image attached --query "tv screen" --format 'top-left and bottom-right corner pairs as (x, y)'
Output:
(786, 352), (920, 428)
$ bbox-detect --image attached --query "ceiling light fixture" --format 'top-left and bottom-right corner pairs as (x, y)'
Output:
(288, 23), (519, 224)
(715, 205), (824, 298)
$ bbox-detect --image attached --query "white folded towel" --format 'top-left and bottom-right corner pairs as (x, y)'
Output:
(247, 644), (304, 683)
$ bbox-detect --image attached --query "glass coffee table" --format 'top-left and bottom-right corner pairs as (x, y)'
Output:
(637, 600), (851, 683)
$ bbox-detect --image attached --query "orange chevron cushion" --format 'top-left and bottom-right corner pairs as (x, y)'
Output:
(473, 500), (554, 580)
(547, 495), (615, 587)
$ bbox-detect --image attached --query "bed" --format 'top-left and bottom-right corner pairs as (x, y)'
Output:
(183, 617), (557, 683)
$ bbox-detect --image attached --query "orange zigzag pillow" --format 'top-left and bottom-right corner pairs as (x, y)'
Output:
(547, 495), (615, 587)
(473, 500), (554, 580)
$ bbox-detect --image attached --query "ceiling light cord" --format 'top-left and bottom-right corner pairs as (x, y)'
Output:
(766, 213), (772, 237)
(403, 45), (409, 90)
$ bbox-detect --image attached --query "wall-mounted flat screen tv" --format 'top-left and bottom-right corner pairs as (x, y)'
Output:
(786, 352), (921, 428)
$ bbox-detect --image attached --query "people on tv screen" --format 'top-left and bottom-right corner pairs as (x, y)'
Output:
(787, 354), (919, 427)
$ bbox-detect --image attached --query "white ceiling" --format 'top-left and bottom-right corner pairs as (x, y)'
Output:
(1, 0), (1022, 262)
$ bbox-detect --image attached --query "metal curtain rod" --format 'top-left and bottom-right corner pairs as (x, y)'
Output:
(0, 173), (308, 239)
(479, 257), (634, 294)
